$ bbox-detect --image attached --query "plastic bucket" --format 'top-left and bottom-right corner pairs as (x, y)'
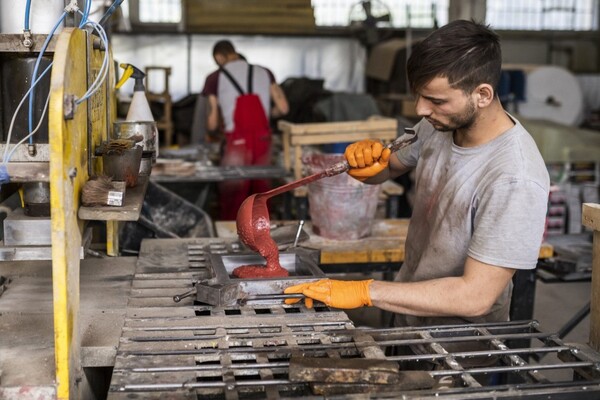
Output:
(303, 153), (381, 240)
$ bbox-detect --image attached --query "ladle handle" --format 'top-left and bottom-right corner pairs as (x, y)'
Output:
(257, 129), (418, 199)
(386, 128), (417, 152)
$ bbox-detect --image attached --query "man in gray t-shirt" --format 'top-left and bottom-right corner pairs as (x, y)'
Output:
(285, 21), (549, 335)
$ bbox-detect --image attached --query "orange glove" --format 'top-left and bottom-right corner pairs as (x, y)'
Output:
(344, 140), (391, 181)
(284, 279), (374, 309)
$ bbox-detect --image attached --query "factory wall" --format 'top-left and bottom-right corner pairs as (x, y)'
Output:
(111, 34), (367, 101)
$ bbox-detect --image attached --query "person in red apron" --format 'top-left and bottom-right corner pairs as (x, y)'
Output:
(202, 40), (288, 220)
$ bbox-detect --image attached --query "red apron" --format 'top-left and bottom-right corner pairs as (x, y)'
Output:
(218, 65), (272, 220)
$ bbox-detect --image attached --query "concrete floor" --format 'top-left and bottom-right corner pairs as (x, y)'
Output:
(533, 279), (590, 345)
(0, 257), (136, 398)
(345, 273), (592, 342)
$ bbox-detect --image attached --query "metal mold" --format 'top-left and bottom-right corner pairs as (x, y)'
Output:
(198, 248), (324, 306)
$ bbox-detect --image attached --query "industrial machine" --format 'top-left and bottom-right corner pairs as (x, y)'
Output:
(0, 1), (122, 398)
(2, 2), (600, 400)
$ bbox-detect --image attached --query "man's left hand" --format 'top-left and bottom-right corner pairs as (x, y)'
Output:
(284, 279), (374, 309)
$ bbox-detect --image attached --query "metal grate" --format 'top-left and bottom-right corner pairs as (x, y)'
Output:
(109, 313), (600, 398)
(116, 240), (600, 398)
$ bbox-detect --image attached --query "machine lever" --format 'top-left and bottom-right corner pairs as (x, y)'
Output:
(238, 293), (307, 306)
(173, 287), (197, 303)
(292, 220), (305, 247)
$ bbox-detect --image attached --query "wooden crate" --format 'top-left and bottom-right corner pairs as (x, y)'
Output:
(183, 0), (316, 34)
(278, 118), (398, 180)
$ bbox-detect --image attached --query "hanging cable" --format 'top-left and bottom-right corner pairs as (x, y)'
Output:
(79, 0), (92, 28)
(5, 92), (51, 165)
(75, 20), (110, 104)
(26, 11), (68, 144)
(24, 0), (32, 30)
(3, 63), (54, 165)
(98, 0), (126, 28)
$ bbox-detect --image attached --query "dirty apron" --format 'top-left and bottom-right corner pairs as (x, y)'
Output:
(218, 64), (272, 220)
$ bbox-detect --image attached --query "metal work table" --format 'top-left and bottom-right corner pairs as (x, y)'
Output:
(103, 237), (600, 399)
(217, 219), (554, 325)
(149, 164), (291, 210)
(217, 219), (408, 272)
(150, 165), (290, 183)
(215, 218), (554, 268)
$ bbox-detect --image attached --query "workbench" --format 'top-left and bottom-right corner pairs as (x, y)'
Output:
(149, 164), (291, 210)
(150, 165), (290, 183)
(216, 218), (553, 266)
(216, 218), (554, 324)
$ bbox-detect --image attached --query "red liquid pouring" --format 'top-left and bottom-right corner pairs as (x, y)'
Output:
(233, 131), (417, 278)
(234, 165), (348, 278)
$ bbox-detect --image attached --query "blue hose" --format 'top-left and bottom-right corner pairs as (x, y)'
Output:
(98, 0), (126, 27)
(24, 0), (32, 30)
(27, 11), (67, 144)
(0, 165), (9, 185)
(79, 0), (92, 28)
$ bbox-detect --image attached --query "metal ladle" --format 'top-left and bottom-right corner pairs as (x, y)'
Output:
(236, 128), (418, 252)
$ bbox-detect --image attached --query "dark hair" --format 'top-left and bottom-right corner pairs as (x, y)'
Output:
(407, 20), (501, 95)
(213, 40), (236, 56)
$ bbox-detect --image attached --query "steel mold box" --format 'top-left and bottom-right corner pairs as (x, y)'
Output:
(203, 248), (324, 303)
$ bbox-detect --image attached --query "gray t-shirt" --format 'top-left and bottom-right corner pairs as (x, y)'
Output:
(394, 116), (550, 329)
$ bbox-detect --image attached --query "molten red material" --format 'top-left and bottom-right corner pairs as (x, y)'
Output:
(235, 168), (343, 278)
(234, 194), (288, 278)
(232, 264), (288, 279)
(234, 131), (418, 277)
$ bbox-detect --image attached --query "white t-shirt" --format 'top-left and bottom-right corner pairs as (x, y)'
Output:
(203, 60), (273, 133)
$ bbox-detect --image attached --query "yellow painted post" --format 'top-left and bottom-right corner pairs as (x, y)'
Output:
(49, 27), (112, 398)
(106, 220), (119, 256)
(49, 27), (87, 399)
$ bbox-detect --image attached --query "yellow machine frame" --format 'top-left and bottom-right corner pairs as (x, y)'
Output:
(48, 27), (115, 399)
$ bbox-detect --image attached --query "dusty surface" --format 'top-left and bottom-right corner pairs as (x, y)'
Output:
(220, 219), (410, 265)
(0, 257), (136, 387)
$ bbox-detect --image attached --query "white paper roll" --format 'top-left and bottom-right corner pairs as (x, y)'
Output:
(519, 66), (584, 126)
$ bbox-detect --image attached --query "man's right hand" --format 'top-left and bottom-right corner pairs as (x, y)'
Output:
(344, 139), (391, 181)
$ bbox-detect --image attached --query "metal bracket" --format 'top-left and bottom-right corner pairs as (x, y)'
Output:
(195, 281), (240, 307)
(64, 94), (76, 120)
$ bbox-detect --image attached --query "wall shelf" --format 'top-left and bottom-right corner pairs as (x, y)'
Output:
(78, 177), (148, 221)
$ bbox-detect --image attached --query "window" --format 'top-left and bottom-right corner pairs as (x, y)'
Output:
(135, 0), (182, 24)
(312, 0), (448, 28)
(486, 0), (599, 31)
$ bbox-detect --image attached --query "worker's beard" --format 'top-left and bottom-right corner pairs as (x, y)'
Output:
(428, 99), (477, 132)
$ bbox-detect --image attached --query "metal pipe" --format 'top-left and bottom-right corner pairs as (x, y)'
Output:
(428, 361), (598, 377)
(98, 0), (125, 28)
(292, 220), (305, 247)
(118, 379), (291, 392)
(124, 331), (556, 347)
(128, 346), (574, 374)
